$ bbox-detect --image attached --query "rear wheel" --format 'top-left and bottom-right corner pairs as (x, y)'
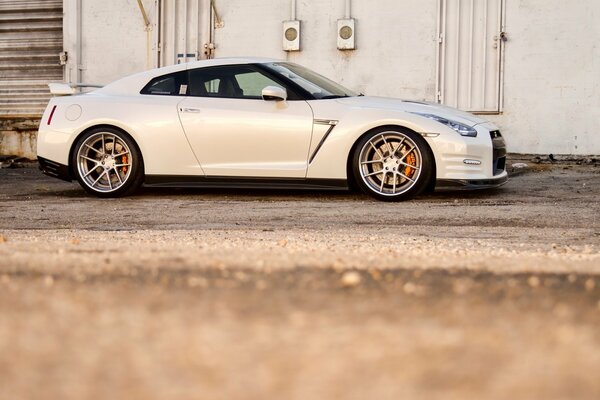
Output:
(352, 127), (433, 201)
(72, 127), (144, 197)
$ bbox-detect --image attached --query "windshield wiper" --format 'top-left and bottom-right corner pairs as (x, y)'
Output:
(320, 94), (350, 99)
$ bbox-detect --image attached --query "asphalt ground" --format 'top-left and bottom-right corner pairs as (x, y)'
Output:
(0, 161), (599, 400)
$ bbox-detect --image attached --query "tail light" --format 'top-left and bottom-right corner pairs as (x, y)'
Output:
(47, 105), (57, 125)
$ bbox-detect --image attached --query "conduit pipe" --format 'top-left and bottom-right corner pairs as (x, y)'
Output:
(345, 0), (351, 19)
(291, 0), (296, 20)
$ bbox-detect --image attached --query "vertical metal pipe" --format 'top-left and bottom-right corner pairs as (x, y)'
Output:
(345, 0), (351, 19)
(481, 0), (488, 109)
(495, 0), (503, 112)
(291, 0), (296, 20)
(454, 0), (460, 108)
(498, 0), (506, 112)
(77, 0), (83, 84)
(182, 0), (188, 62)
(467, 0), (474, 109)
(158, 0), (164, 66)
(172, 0), (177, 63)
(435, 0), (442, 103)
(439, 0), (447, 104)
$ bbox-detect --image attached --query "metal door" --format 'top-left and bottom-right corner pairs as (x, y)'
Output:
(0, 0), (63, 117)
(157, 0), (214, 66)
(436, 0), (506, 113)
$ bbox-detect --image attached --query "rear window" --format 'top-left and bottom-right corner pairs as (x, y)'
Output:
(140, 71), (188, 96)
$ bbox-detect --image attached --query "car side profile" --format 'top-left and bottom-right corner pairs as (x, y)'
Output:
(37, 57), (507, 201)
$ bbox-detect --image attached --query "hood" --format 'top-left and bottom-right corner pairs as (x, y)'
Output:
(335, 96), (488, 127)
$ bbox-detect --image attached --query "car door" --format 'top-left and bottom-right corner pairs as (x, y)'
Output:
(177, 64), (314, 178)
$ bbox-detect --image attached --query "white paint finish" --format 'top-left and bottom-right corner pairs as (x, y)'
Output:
(178, 96), (313, 177)
(36, 93), (202, 176)
(305, 95), (498, 180)
(37, 59), (504, 186)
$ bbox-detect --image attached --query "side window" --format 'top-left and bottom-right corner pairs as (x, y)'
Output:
(141, 71), (188, 96)
(234, 71), (282, 98)
(188, 65), (299, 100)
(203, 78), (221, 95)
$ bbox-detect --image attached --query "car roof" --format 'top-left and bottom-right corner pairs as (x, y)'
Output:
(96, 57), (281, 96)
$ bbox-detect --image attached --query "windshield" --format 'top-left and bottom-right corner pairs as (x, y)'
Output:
(264, 62), (357, 99)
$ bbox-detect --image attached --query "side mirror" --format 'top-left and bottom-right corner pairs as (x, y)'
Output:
(261, 86), (287, 101)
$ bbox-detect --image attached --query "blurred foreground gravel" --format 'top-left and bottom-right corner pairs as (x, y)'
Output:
(0, 162), (599, 400)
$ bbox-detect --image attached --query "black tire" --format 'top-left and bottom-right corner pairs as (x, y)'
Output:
(71, 127), (144, 198)
(351, 126), (434, 201)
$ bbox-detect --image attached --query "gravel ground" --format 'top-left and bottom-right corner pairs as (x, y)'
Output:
(0, 162), (599, 400)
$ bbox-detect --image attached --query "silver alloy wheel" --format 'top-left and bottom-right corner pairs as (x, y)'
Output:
(76, 132), (133, 193)
(358, 131), (423, 196)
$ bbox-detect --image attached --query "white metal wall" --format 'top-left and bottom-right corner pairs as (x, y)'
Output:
(0, 0), (63, 116)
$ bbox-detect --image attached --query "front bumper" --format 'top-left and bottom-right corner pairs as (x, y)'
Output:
(38, 156), (72, 182)
(436, 172), (508, 190)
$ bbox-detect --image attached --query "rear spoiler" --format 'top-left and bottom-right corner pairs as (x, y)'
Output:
(48, 83), (103, 96)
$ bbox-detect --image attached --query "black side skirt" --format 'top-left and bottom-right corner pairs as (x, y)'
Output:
(144, 175), (349, 191)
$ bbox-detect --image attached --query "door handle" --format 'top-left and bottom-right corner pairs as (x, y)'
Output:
(181, 107), (201, 113)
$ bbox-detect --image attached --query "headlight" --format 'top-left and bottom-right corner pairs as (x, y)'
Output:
(411, 113), (477, 137)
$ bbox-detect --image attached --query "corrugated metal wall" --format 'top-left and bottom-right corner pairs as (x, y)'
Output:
(0, 0), (63, 117)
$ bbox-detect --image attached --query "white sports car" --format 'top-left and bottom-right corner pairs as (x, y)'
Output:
(37, 57), (507, 201)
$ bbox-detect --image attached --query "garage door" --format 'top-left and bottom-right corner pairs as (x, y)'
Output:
(0, 0), (63, 117)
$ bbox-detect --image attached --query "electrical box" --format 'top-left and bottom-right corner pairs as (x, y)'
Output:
(283, 20), (301, 51)
(337, 18), (355, 50)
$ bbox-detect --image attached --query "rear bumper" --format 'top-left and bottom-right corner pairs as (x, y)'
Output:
(38, 156), (72, 182)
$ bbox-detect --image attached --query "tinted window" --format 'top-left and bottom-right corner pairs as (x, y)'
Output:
(141, 71), (188, 96)
(188, 65), (299, 100)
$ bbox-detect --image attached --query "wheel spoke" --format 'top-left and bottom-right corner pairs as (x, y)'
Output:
(106, 169), (113, 190)
(114, 163), (131, 167)
(381, 135), (394, 156)
(91, 170), (107, 187)
(361, 160), (383, 165)
(83, 167), (98, 179)
(390, 138), (404, 157)
(364, 170), (384, 178)
(113, 168), (123, 184)
(369, 141), (384, 159)
(81, 155), (99, 163)
(398, 160), (420, 171)
(397, 171), (416, 183)
(379, 172), (386, 192)
(84, 143), (102, 155)
(114, 150), (129, 157)
(399, 145), (416, 161)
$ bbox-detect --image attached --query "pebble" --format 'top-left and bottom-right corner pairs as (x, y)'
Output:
(341, 271), (361, 287)
(44, 275), (54, 287)
(403, 282), (418, 294)
(584, 279), (595, 292)
(527, 276), (540, 288)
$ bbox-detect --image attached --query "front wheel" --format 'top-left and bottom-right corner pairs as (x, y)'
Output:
(351, 127), (434, 201)
(72, 127), (144, 197)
